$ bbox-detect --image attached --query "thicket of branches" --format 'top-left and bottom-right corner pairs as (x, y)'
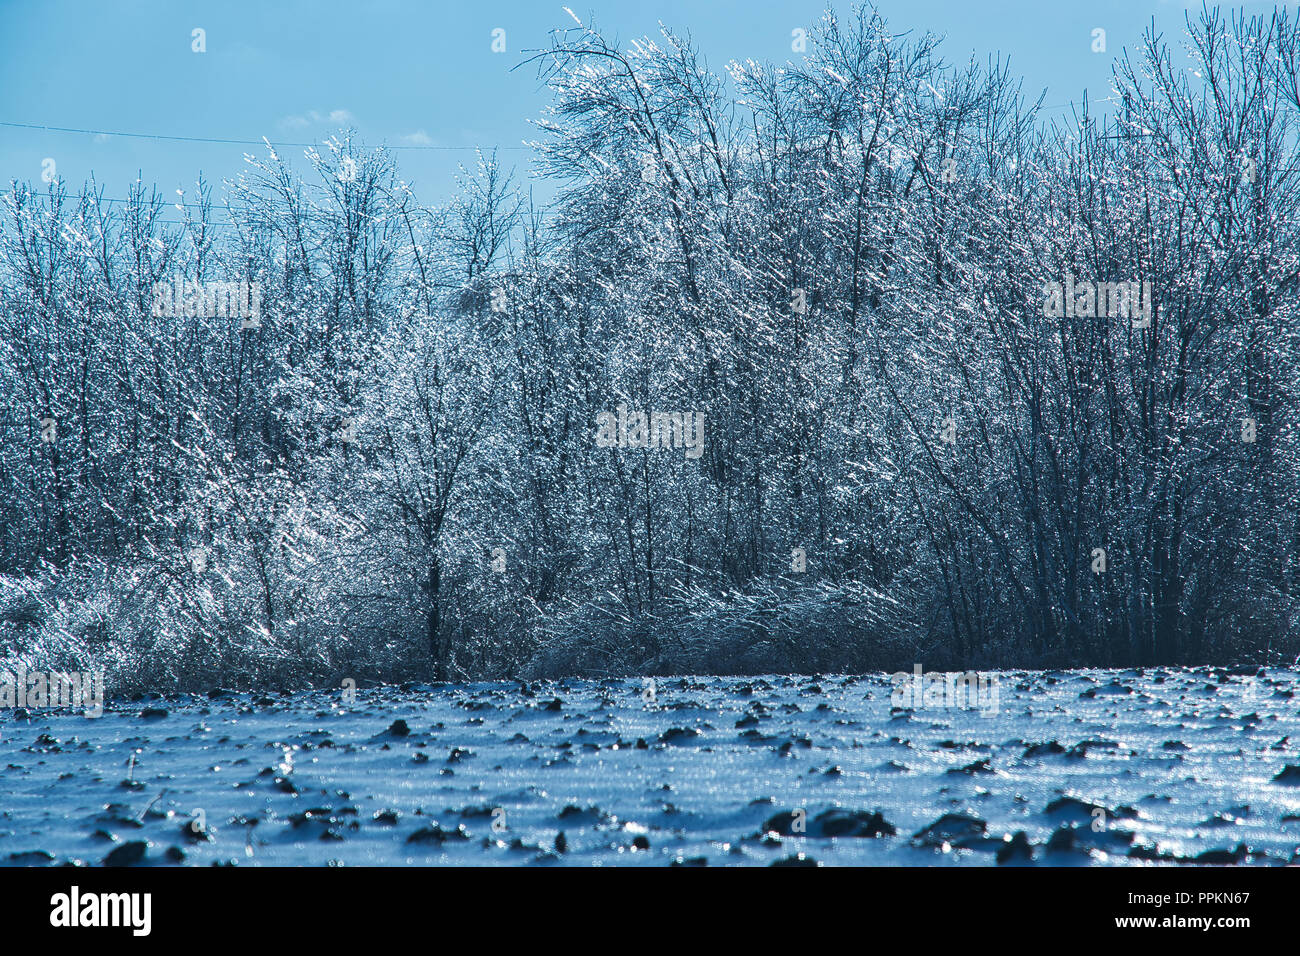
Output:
(3, 5), (1299, 689)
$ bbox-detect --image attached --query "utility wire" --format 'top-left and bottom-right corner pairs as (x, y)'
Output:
(0, 97), (1115, 152)
(0, 120), (534, 150)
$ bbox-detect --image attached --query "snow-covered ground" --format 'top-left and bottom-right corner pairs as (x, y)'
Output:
(1, 667), (1298, 866)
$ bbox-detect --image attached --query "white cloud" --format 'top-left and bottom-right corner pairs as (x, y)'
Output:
(278, 109), (355, 130)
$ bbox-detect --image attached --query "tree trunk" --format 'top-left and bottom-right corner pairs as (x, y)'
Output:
(426, 557), (443, 680)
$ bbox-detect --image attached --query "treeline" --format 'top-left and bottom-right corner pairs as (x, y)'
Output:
(2, 5), (1300, 690)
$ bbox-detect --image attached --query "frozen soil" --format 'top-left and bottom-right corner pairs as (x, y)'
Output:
(1, 667), (1298, 866)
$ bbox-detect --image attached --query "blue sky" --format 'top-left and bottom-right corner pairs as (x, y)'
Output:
(0, 0), (1271, 215)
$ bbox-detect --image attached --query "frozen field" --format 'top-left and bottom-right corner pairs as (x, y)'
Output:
(1, 667), (1298, 866)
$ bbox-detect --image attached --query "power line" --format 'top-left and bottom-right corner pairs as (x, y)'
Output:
(0, 120), (534, 151)
(1, 194), (565, 226)
(2, 98), (1118, 154)
(0, 95), (1115, 171)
